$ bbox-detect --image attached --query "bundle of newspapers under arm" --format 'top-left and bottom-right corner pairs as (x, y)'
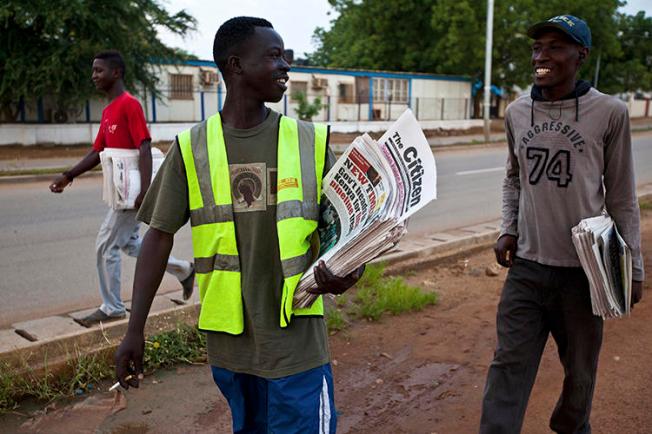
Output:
(293, 109), (437, 308)
(571, 213), (632, 319)
(99, 147), (164, 210)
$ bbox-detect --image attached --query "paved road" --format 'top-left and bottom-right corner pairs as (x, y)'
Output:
(414, 130), (652, 235)
(1, 131), (651, 327)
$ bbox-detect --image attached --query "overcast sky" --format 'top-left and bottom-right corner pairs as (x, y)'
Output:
(158, 0), (652, 61)
(158, 0), (335, 60)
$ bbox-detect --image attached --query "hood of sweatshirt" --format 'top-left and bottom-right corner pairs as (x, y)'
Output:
(529, 80), (592, 126)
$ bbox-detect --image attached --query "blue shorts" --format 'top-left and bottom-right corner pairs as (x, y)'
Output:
(211, 363), (337, 434)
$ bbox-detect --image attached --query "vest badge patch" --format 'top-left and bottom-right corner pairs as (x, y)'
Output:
(278, 177), (299, 191)
(230, 163), (267, 212)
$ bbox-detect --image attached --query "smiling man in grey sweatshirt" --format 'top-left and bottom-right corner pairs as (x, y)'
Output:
(480, 15), (644, 434)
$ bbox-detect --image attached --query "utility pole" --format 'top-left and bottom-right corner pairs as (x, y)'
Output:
(483, 0), (495, 143)
(593, 50), (601, 89)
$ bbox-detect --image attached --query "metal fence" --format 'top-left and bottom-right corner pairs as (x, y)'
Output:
(288, 95), (474, 123)
(7, 89), (475, 124)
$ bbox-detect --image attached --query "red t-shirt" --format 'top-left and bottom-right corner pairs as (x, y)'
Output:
(93, 91), (151, 152)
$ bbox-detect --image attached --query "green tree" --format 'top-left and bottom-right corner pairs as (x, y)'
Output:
(292, 91), (323, 121)
(309, 0), (626, 90)
(598, 11), (652, 94)
(308, 0), (437, 72)
(0, 0), (196, 121)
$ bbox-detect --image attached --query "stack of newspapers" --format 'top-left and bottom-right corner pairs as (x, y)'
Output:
(293, 109), (437, 308)
(99, 147), (164, 210)
(571, 214), (632, 319)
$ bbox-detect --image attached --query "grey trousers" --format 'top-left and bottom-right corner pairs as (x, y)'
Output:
(96, 208), (192, 316)
(480, 257), (603, 434)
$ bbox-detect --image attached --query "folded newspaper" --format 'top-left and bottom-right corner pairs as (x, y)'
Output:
(100, 147), (164, 210)
(571, 214), (632, 319)
(294, 109), (437, 308)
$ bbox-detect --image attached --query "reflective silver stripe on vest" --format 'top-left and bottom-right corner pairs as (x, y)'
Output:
(276, 200), (304, 221)
(188, 121), (234, 227)
(191, 121), (216, 209)
(190, 205), (234, 226)
(195, 254), (240, 273)
(281, 249), (313, 278)
(296, 120), (319, 221)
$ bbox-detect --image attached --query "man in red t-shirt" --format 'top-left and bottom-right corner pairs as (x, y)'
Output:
(49, 50), (195, 327)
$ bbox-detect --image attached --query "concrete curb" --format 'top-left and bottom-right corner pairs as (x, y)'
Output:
(0, 170), (102, 185)
(383, 225), (502, 275)
(0, 220), (504, 373)
(2, 304), (200, 375)
(1, 124), (650, 183)
(1, 187), (651, 376)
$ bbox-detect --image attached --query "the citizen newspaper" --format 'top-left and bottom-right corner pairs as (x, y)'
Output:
(294, 109), (437, 308)
(99, 147), (164, 210)
(571, 213), (632, 319)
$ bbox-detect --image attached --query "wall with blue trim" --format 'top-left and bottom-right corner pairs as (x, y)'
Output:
(10, 60), (472, 123)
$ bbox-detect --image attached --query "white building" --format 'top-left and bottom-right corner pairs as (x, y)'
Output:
(3, 60), (478, 145)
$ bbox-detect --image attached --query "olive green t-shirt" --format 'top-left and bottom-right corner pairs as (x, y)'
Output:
(138, 109), (332, 378)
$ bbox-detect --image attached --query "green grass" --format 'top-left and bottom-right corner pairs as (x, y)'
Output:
(143, 324), (206, 370)
(334, 294), (348, 308)
(0, 350), (114, 412)
(354, 264), (437, 321)
(325, 308), (347, 333)
(66, 350), (114, 396)
(355, 276), (437, 320)
(0, 324), (207, 413)
(324, 263), (438, 331)
(0, 361), (21, 411)
(640, 197), (652, 210)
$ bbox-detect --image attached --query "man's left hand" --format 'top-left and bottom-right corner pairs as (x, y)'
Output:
(631, 280), (644, 307)
(307, 261), (365, 296)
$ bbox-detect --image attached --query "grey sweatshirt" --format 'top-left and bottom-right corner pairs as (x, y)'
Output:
(500, 86), (644, 281)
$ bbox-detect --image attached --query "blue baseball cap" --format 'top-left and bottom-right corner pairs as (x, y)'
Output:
(527, 15), (592, 48)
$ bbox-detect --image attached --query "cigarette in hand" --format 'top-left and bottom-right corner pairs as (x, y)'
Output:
(109, 374), (133, 392)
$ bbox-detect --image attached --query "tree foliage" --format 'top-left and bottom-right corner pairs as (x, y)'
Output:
(599, 11), (652, 94)
(308, 0), (437, 72)
(292, 91), (323, 121)
(0, 0), (196, 121)
(308, 0), (651, 93)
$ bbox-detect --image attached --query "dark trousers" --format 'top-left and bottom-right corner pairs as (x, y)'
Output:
(480, 257), (603, 434)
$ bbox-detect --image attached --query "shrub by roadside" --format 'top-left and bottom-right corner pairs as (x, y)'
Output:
(0, 324), (206, 413)
(325, 263), (437, 332)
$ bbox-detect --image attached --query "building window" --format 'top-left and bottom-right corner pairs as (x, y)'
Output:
(290, 81), (308, 101)
(338, 83), (355, 103)
(169, 74), (194, 100)
(372, 78), (408, 103)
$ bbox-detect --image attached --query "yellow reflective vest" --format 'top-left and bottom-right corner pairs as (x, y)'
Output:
(177, 112), (328, 334)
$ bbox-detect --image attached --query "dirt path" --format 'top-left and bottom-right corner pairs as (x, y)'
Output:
(3, 208), (650, 433)
(330, 207), (652, 434)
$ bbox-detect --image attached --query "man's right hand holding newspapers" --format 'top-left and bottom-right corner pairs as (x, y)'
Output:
(493, 234), (643, 307)
(307, 260), (365, 296)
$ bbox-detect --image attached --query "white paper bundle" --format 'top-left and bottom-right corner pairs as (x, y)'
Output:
(100, 147), (164, 210)
(571, 214), (632, 319)
(294, 109), (437, 308)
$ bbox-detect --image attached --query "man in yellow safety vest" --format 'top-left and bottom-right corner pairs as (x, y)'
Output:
(114, 16), (364, 433)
